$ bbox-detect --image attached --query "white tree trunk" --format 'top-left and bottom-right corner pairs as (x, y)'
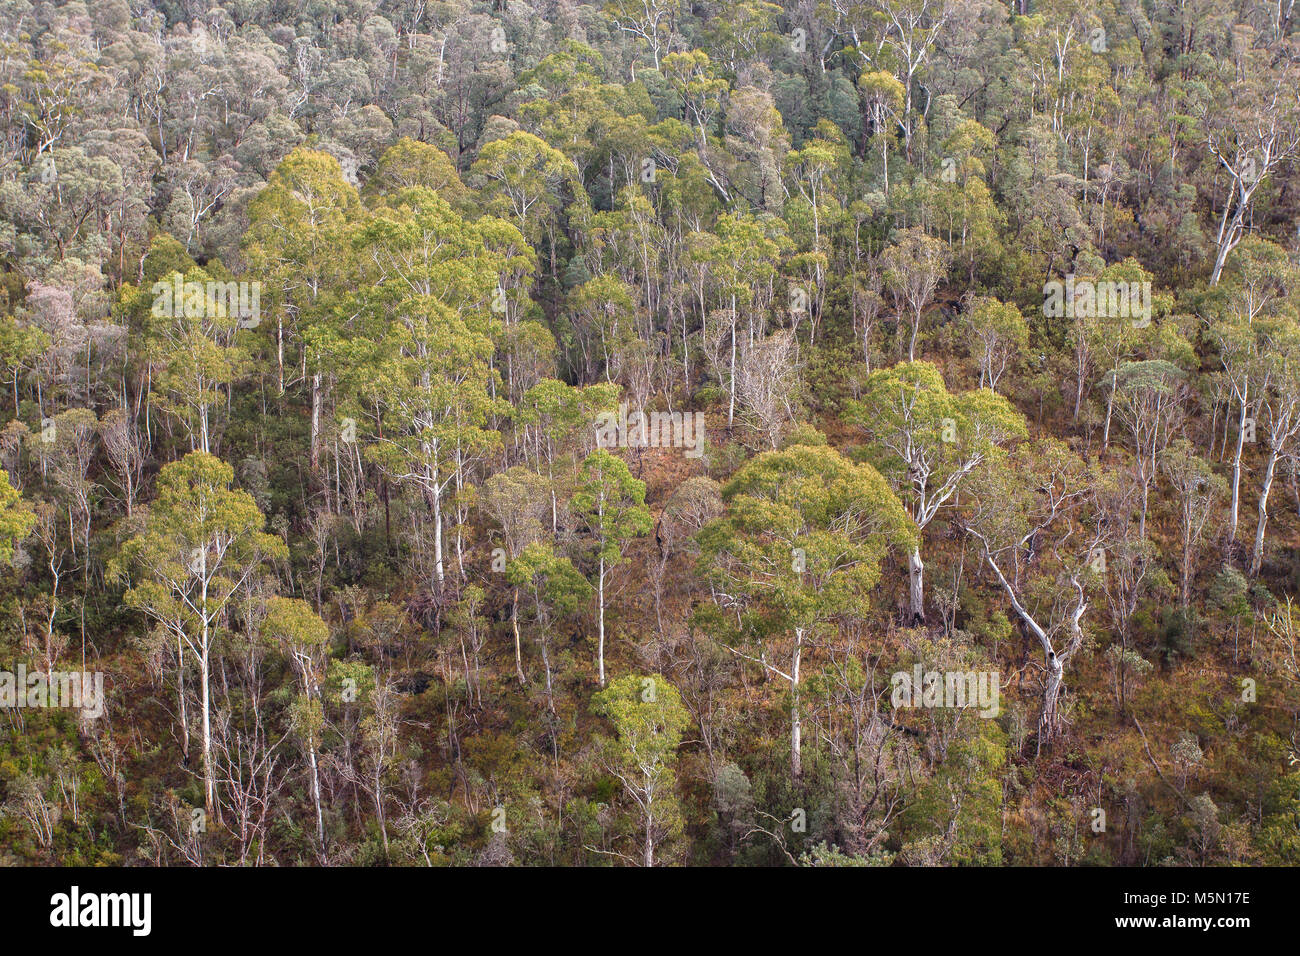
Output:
(1230, 399), (1248, 540)
(310, 371), (322, 472)
(597, 556), (606, 686)
(1038, 652), (1065, 755)
(908, 546), (925, 624)
(727, 295), (737, 427)
(200, 637), (214, 816)
(791, 628), (803, 779)
(1210, 203), (1246, 286)
(177, 632), (189, 759)
(431, 479), (445, 588)
(511, 589), (526, 684)
(309, 745), (325, 859)
(643, 804), (655, 868)
(1250, 447), (1280, 576)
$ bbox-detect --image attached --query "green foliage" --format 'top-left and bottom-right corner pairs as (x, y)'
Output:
(0, 468), (33, 565)
(573, 449), (652, 569)
(4, 0), (1300, 870)
(899, 719), (1007, 866)
(701, 441), (915, 634)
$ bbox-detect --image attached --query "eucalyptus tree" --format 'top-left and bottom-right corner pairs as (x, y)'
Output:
(113, 452), (287, 816)
(1207, 239), (1292, 541)
(262, 596), (331, 861)
(243, 149), (363, 471)
(592, 674), (691, 867)
(1247, 320), (1300, 576)
(964, 439), (1104, 751)
(1105, 355), (1192, 541)
(572, 449), (652, 687)
(847, 361), (1026, 624)
(698, 437), (915, 779)
(1203, 59), (1300, 284)
(881, 228), (950, 361)
(354, 187), (523, 590)
(962, 296), (1028, 393)
(1161, 440), (1226, 610)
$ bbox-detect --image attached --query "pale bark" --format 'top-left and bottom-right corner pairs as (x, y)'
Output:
(1229, 398), (1248, 540)
(791, 627), (804, 779)
(511, 588), (526, 684)
(1250, 446), (1281, 575)
(907, 546), (925, 624)
(597, 556), (607, 687)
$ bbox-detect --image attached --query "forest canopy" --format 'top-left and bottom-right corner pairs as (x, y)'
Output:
(0, 0), (1298, 868)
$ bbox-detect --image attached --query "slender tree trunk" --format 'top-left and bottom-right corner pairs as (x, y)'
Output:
(1037, 652), (1065, 755)
(644, 801), (655, 867)
(309, 744), (325, 860)
(310, 371), (322, 472)
(540, 631), (556, 715)
(374, 783), (389, 857)
(882, 134), (889, 197)
(597, 556), (607, 687)
(1229, 398), (1248, 540)
(431, 479), (445, 588)
(791, 628), (803, 779)
(727, 295), (736, 428)
(200, 635), (214, 816)
(1138, 475), (1151, 542)
(908, 546), (925, 624)
(1073, 359), (1086, 421)
(177, 632), (189, 760)
(1102, 381), (1116, 452)
(511, 588), (525, 684)
(1250, 446), (1281, 576)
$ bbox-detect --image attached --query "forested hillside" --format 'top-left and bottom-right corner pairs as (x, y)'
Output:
(1, 0), (1298, 867)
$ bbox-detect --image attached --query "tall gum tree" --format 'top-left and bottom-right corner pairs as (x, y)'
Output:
(1203, 57), (1300, 285)
(1206, 239), (1293, 543)
(847, 360), (1027, 624)
(354, 187), (526, 591)
(698, 436), (915, 780)
(133, 266), (252, 457)
(113, 452), (287, 817)
(243, 149), (362, 472)
(1247, 318), (1300, 577)
(591, 673), (691, 867)
(880, 228), (950, 362)
(1103, 320), (1196, 540)
(572, 448), (652, 687)
(964, 438), (1103, 752)
(262, 596), (331, 861)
